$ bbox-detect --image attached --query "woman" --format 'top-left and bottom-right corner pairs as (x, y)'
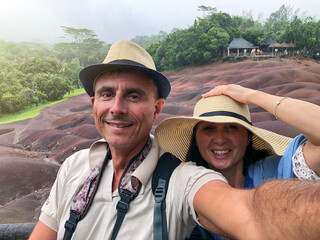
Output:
(155, 84), (320, 239)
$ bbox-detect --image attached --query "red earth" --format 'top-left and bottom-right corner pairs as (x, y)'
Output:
(0, 57), (319, 223)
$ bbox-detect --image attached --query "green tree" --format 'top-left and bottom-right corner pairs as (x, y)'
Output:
(63, 58), (82, 88)
(0, 60), (30, 113)
(280, 16), (320, 54)
(55, 27), (106, 66)
(267, 5), (300, 34)
(242, 26), (265, 45)
(131, 31), (168, 49)
(207, 27), (230, 57)
(60, 26), (97, 43)
(32, 73), (70, 101)
(198, 5), (217, 17)
(151, 11), (233, 70)
(20, 57), (62, 74)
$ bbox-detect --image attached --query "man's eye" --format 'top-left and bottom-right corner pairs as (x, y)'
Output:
(128, 94), (140, 101)
(101, 93), (112, 98)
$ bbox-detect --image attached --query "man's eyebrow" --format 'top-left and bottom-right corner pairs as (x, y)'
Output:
(95, 86), (149, 97)
(124, 87), (148, 96)
(95, 86), (114, 95)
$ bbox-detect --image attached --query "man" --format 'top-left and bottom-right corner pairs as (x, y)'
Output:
(29, 40), (320, 240)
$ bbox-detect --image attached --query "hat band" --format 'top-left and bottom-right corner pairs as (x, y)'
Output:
(109, 60), (146, 68)
(199, 111), (252, 125)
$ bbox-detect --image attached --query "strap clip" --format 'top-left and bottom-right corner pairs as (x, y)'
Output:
(64, 210), (81, 233)
(116, 189), (133, 213)
(154, 178), (166, 203)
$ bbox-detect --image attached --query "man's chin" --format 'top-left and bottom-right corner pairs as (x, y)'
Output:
(105, 138), (134, 149)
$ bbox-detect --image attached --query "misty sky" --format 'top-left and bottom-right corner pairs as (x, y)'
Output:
(0, 0), (320, 44)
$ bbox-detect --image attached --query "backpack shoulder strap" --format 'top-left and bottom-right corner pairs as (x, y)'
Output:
(186, 225), (214, 240)
(111, 189), (134, 240)
(152, 152), (181, 240)
(63, 150), (111, 240)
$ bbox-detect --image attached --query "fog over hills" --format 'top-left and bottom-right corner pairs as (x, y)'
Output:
(1, 0), (320, 44)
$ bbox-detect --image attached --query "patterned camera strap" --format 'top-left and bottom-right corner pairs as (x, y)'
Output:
(63, 138), (152, 240)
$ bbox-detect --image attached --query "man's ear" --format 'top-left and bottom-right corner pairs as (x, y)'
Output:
(90, 96), (95, 106)
(153, 98), (165, 121)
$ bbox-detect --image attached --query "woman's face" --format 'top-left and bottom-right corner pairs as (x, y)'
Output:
(195, 122), (250, 172)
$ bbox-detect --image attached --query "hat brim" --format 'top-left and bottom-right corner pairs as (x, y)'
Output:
(155, 115), (292, 161)
(79, 61), (171, 99)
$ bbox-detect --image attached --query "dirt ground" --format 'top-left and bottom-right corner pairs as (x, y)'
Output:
(0, 57), (319, 224)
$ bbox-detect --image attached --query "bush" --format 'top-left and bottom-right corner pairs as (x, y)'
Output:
(222, 56), (229, 62)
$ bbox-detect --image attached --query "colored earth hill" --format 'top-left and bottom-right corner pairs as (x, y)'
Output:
(0, 57), (320, 223)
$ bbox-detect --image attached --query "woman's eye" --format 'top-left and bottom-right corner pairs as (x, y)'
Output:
(226, 124), (238, 131)
(203, 126), (214, 131)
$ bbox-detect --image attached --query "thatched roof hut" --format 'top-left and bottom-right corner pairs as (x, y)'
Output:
(269, 42), (296, 48)
(268, 42), (297, 56)
(268, 42), (282, 48)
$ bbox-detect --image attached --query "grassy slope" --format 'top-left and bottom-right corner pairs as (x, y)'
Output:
(0, 88), (85, 124)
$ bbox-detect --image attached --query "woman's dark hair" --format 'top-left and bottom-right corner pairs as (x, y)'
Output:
(186, 124), (209, 168)
(186, 123), (270, 176)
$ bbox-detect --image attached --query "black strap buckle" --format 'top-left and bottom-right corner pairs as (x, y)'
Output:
(154, 178), (166, 203)
(64, 210), (81, 232)
(63, 210), (81, 240)
(116, 189), (133, 213)
(64, 220), (77, 232)
(116, 200), (129, 213)
(111, 189), (134, 240)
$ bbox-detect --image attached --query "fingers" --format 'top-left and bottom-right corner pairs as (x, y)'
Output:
(202, 84), (252, 104)
(202, 85), (228, 98)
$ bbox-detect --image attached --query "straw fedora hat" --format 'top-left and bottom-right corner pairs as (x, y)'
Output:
(79, 40), (171, 99)
(155, 95), (292, 161)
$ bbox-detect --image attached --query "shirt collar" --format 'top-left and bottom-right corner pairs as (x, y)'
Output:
(88, 135), (164, 187)
(89, 139), (109, 169)
(132, 135), (164, 186)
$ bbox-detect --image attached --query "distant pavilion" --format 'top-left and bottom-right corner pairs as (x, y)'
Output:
(227, 38), (258, 56)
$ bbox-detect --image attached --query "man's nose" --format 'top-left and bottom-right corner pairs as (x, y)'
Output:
(110, 97), (127, 115)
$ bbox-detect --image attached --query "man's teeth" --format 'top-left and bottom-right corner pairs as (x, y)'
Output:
(213, 150), (230, 155)
(109, 123), (129, 128)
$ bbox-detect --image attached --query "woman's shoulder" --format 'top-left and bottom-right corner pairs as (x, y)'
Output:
(250, 134), (306, 175)
(251, 155), (282, 169)
(248, 155), (282, 187)
(284, 134), (307, 154)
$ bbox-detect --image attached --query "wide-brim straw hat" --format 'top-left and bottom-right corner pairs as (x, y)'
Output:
(79, 40), (171, 99)
(155, 95), (292, 161)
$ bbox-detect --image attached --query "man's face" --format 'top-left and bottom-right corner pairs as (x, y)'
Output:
(91, 71), (164, 154)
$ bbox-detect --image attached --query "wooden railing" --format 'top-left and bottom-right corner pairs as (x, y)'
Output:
(0, 222), (36, 240)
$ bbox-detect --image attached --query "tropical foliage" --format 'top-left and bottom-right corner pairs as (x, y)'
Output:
(0, 27), (108, 114)
(148, 5), (320, 71)
(0, 5), (319, 114)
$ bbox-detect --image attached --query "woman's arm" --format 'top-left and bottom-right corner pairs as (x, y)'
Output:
(202, 84), (320, 175)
